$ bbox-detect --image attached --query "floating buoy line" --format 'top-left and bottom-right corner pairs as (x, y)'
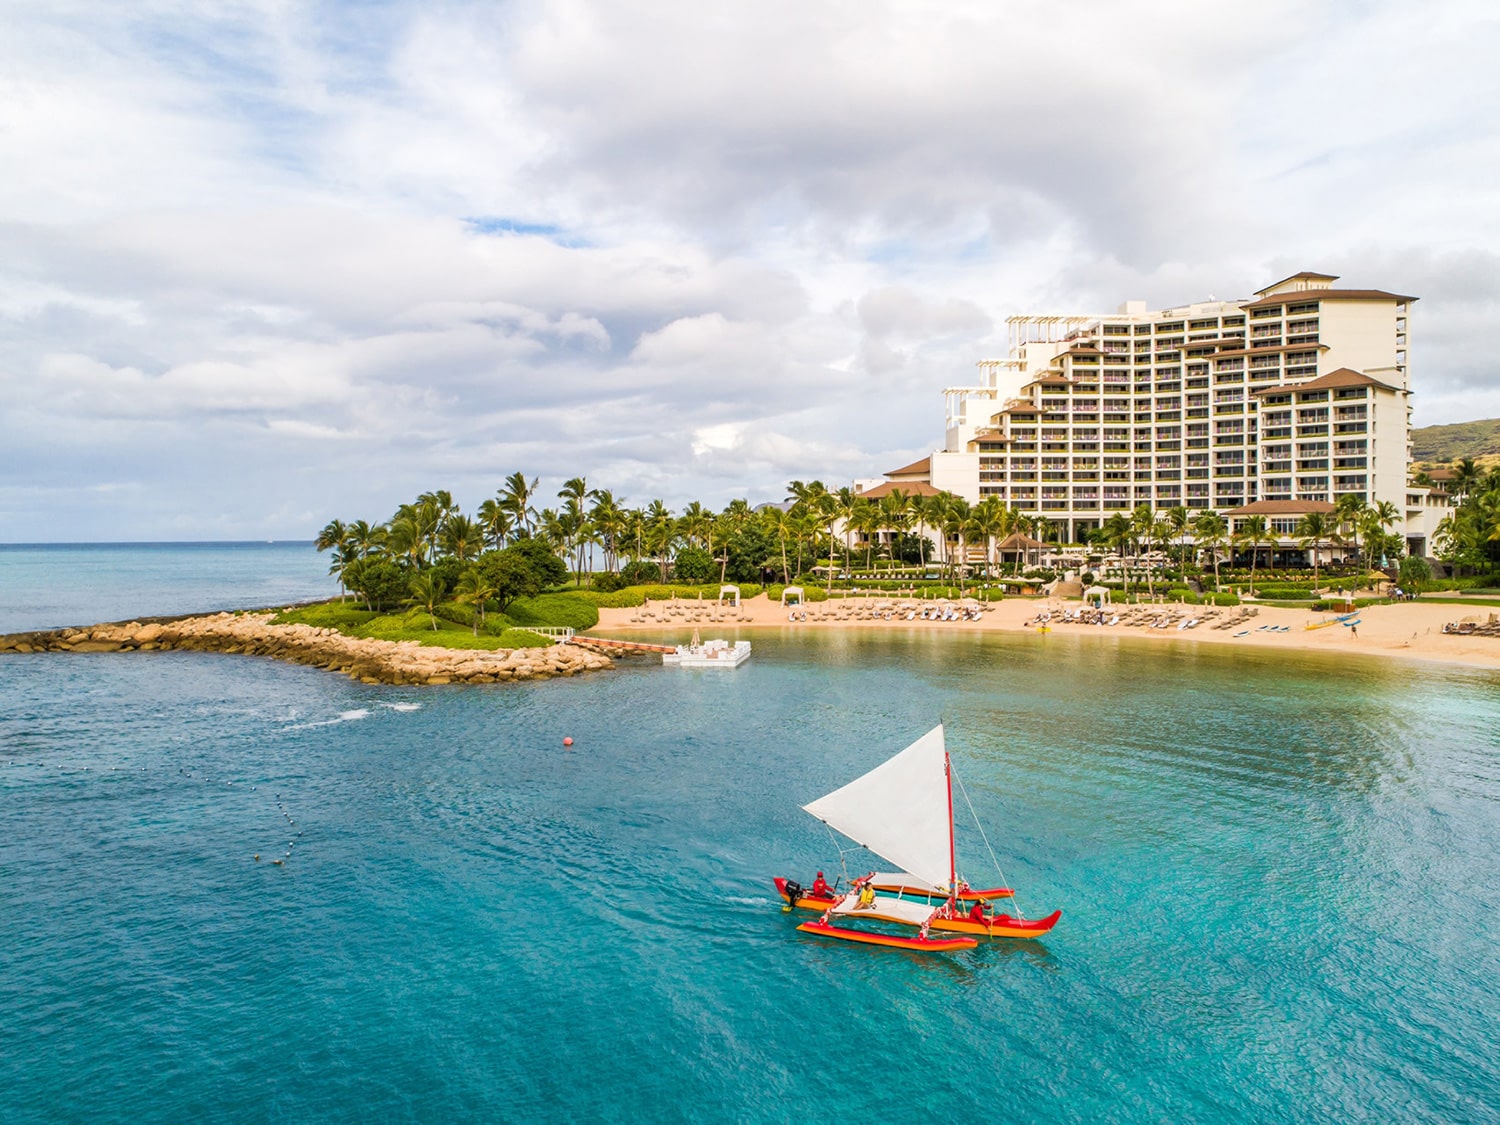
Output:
(6, 753), (306, 871)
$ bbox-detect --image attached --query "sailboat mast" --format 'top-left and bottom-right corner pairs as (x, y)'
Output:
(944, 749), (957, 905)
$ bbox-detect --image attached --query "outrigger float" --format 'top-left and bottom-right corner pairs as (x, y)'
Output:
(778, 724), (1060, 953)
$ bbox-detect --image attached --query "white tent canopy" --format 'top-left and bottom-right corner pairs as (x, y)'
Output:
(1084, 585), (1111, 606)
(801, 725), (953, 890)
(781, 585), (805, 606)
(718, 584), (740, 607)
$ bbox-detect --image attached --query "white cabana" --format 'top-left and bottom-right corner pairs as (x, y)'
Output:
(1084, 585), (1112, 607)
(718, 584), (741, 607)
(781, 585), (805, 606)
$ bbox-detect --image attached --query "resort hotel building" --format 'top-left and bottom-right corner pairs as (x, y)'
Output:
(865, 272), (1449, 557)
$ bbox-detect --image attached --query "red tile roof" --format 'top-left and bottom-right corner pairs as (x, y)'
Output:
(884, 456), (931, 477)
(1241, 288), (1417, 311)
(1249, 367), (1402, 396)
(859, 481), (946, 500)
(1253, 271), (1340, 297)
(1222, 500), (1336, 516)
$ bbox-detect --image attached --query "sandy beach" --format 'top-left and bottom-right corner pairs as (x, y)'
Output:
(593, 594), (1500, 671)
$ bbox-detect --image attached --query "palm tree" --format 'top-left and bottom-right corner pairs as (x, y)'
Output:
(939, 497), (972, 586)
(406, 571), (447, 631)
(454, 567), (496, 635)
(972, 497), (1008, 580)
(1297, 511), (1334, 591)
(1165, 505), (1190, 567)
(558, 477), (596, 584)
(1192, 510), (1228, 594)
(708, 515), (735, 584)
(1335, 494), (1368, 566)
(1361, 499), (1401, 568)
(1101, 512), (1133, 597)
(535, 508), (568, 557)
(385, 512), (426, 569)
(1233, 515), (1271, 597)
(875, 493), (905, 562)
(1452, 457), (1483, 501)
(347, 519), (385, 560)
(1150, 518), (1175, 594)
(589, 490), (626, 575)
(847, 498), (877, 569)
(476, 497), (514, 550)
(767, 506), (795, 582)
(315, 519), (351, 600)
(678, 501), (714, 549)
(1129, 504), (1155, 591)
(500, 472), (540, 536)
(645, 500), (676, 582)
(829, 487), (856, 587)
(908, 493), (933, 570)
(442, 515), (484, 562)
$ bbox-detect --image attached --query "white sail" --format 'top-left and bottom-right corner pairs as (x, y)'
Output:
(801, 725), (953, 890)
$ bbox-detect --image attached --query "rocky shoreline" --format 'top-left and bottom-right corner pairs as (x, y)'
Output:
(0, 611), (615, 685)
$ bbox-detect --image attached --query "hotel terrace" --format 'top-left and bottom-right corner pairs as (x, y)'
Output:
(865, 272), (1450, 558)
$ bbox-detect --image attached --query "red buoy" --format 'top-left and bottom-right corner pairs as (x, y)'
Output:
(563, 737), (574, 747)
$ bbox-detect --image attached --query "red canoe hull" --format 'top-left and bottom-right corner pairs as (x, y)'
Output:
(796, 920), (978, 952)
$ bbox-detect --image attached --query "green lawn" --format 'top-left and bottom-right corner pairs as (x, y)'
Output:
(269, 601), (552, 649)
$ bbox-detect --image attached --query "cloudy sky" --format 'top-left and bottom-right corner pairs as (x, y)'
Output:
(3, 1), (1498, 540)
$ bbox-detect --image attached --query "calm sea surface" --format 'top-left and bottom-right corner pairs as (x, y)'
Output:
(2, 547), (1498, 1123)
(0, 542), (334, 633)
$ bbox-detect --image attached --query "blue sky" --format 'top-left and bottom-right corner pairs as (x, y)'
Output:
(3, 0), (1499, 540)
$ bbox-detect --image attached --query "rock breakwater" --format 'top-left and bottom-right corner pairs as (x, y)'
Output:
(0, 611), (613, 685)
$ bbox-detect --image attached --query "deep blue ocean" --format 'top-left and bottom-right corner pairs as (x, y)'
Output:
(2, 545), (1499, 1123)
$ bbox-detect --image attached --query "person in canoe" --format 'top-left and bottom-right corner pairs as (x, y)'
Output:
(852, 875), (877, 910)
(811, 871), (835, 899)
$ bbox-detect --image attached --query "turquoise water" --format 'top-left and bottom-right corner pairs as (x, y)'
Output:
(2, 551), (1499, 1122)
(0, 542), (334, 632)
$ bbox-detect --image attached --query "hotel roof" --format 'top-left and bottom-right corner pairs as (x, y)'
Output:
(1249, 368), (1402, 396)
(884, 456), (931, 478)
(1222, 500), (1337, 516)
(1241, 288), (1417, 311)
(860, 480), (946, 500)
(1253, 271), (1341, 296)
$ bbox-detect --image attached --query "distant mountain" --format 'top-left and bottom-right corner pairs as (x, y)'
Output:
(1411, 418), (1500, 466)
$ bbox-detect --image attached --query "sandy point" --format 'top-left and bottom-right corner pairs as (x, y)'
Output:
(591, 594), (1500, 672)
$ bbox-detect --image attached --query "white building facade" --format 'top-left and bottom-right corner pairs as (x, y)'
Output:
(902, 272), (1445, 552)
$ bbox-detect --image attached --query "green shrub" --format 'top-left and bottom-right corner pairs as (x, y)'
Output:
(764, 584), (831, 603)
(619, 559), (660, 585)
(588, 571), (628, 593)
(495, 628), (555, 648)
(672, 546), (716, 583)
(270, 600), (378, 629)
(505, 593), (600, 631)
(568, 582), (763, 608)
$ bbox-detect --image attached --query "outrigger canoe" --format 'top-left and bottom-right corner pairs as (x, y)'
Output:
(796, 919), (978, 952)
(778, 878), (1060, 938)
(867, 872), (1013, 902)
(779, 724), (1060, 951)
(774, 874), (1021, 915)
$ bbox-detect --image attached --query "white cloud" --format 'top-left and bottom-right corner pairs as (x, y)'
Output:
(1, 0), (1498, 540)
